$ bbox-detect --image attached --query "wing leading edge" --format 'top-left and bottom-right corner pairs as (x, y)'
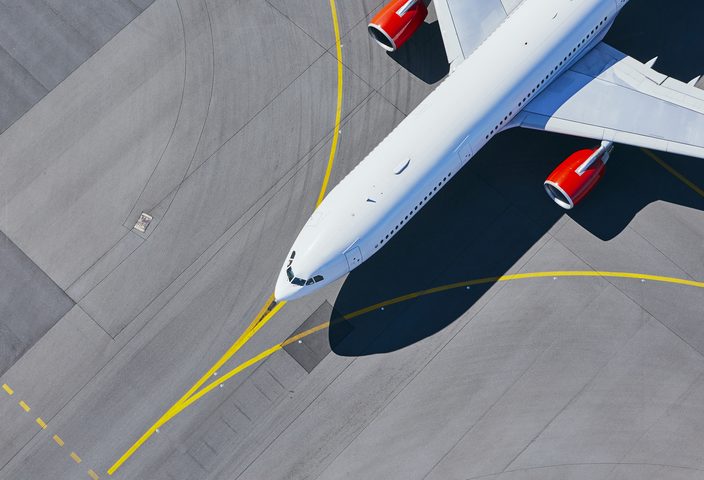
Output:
(514, 42), (704, 159)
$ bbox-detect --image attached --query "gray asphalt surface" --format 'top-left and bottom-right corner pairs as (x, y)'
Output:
(0, 0), (703, 479)
(0, 0), (156, 135)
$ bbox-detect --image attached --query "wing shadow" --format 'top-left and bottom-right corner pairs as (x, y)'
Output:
(328, 1), (704, 357)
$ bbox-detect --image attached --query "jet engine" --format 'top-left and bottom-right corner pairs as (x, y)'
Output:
(544, 141), (614, 209)
(368, 0), (428, 52)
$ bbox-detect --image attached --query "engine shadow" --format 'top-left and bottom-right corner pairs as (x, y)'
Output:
(328, 0), (704, 357)
(329, 127), (704, 357)
(387, 21), (449, 84)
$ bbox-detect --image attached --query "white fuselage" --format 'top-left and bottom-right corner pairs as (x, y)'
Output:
(275, 0), (627, 301)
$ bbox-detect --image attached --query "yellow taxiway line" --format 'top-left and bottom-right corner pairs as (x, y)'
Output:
(642, 148), (704, 199)
(316, 0), (344, 208)
(109, 2), (345, 474)
(114, 270), (704, 466)
(187, 271), (704, 403)
(107, 297), (284, 475)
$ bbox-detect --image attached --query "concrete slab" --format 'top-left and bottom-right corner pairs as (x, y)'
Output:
(0, 0), (94, 90)
(267, 0), (383, 50)
(186, 0), (327, 174)
(0, 46), (47, 134)
(0, 0), (154, 134)
(41, 0), (142, 47)
(0, 232), (73, 376)
(0, 305), (111, 468)
(283, 301), (347, 373)
(0, 0), (185, 290)
(508, 319), (704, 472)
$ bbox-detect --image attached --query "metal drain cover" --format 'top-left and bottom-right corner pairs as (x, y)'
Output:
(133, 212), (153, 233)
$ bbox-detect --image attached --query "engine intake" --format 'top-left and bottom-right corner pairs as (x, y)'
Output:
(368, 0), (428, 52)
(544, 142), (613, 209)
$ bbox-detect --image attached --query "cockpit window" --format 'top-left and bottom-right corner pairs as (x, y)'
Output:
(286, 253), (324, 287)
(287, 262), (307, 286)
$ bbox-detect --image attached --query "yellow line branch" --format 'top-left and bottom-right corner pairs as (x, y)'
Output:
(110, 0), (344, 472)
(227, 271), (704, 386)
(107, 298), (284, 475)
(108, 269), (704, 475)
(147, 270), (704, 421)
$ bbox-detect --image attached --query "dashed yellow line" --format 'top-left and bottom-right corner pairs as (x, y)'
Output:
(642, 148), (704, 199)
(1, 384), (98, 473)
(316, 0), (344, 207)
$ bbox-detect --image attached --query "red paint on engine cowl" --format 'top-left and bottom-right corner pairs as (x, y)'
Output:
(368, 0), (428, 51)
(545, 148), (607, 208)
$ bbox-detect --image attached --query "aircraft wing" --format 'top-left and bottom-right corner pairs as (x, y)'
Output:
(513, 42), (704, 159)
(434, 0), (525, 69)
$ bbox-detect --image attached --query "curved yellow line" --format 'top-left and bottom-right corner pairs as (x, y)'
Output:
(344, 271), (704, 319)
(159, 270), (704, 420)
(109, 0), (345, 473)
(316, 0), (344, 208)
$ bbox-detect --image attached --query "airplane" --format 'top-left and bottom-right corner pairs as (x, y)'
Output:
(275, 0), (704, 302)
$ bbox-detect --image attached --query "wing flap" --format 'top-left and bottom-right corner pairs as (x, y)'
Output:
(516, 42), (704, 159)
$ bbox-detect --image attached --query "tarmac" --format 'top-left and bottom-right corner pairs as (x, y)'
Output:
(0, 0), (703, 479)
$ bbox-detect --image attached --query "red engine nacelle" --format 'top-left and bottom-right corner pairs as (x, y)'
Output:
(544, 143), (613, 209)
(368, 0), (428, 52)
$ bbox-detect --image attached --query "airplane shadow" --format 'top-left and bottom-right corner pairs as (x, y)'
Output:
(387, 20), (449, 84)
(328, 1), (704, 357)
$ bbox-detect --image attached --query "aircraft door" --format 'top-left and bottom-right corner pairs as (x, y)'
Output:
(345, 246), (363, 271)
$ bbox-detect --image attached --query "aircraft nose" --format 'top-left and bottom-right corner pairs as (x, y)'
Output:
(274, 270), (301, 302)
